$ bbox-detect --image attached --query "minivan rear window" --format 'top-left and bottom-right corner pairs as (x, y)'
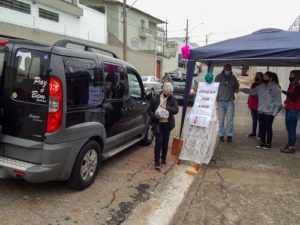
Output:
(11, 49), (50, 104)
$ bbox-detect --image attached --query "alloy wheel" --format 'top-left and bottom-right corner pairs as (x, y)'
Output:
(80, 149), (98, 181)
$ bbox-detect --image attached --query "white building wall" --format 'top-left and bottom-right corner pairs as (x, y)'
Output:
(162, 55), (179, 74)
(249, 66), (300, 99)
(0, 0), (107, 44)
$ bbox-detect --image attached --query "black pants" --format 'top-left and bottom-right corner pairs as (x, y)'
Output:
(259, 114), (274, 145)
(154, 123), (171, 164)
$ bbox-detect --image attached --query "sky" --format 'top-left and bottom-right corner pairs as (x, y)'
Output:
(131, 0), (300, 46)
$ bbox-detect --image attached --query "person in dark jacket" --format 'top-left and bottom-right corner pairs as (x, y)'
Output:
(247, 72), (263, 137)
(279, 70), (300, 153)
(214, 64), (240, 143)
(147, 82), (179, 169)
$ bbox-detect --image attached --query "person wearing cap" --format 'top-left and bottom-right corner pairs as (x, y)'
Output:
(214, 64), (239, 143)
(147, 82), (179, 169)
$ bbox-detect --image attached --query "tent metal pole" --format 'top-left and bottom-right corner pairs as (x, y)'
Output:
(179, 60), (196, 138)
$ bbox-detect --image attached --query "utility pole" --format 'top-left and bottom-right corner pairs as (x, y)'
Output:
(185, 19), (189, 45)
(165, 20), (168, 44)
(162, 29), (165, 56)
(122, 0), (127, 61)
(205, 32), (212, 46)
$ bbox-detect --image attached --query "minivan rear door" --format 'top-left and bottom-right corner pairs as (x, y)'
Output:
(3, 47), (50, 142)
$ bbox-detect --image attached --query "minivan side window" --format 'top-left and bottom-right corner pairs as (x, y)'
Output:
(64, 57), (103, 108)
(11, 49), (50, 104)
(103, 63), (126, 100)
(127, 69), (142, 99)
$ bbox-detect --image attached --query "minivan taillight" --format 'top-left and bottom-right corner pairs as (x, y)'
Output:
(47, 77), (63, 133)
(0, 39), (8, 45)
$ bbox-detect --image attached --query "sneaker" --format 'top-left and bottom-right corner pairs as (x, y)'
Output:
(256, 136), (261, 140)
(248, 133), (256, 137)
(161, 160), (166, 165)
(263, 144), (271, 150)
(227, 136), (232, 143)
(219, 136), (225, 142)
(280, 146), (295, 153)
(280, 144), (289, 151)
(155, 162), (161, 169)
(256, 143), (264, 149)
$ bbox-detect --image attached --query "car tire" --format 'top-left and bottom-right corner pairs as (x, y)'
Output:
(67, 140), (101, 190)
(141, 123), (154, 146)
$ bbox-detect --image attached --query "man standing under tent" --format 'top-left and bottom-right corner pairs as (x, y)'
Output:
(214, 64), (240, 142)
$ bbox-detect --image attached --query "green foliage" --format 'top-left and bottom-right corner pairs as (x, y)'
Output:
(90, 5), (106, 13)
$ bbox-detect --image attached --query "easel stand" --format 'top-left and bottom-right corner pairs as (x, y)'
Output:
(176, 159), (201, 176)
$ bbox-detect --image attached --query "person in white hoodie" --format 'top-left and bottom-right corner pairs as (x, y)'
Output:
(240, 71), (282, 150)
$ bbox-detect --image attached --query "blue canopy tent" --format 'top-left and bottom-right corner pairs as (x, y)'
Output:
(180, 28), (300, 136)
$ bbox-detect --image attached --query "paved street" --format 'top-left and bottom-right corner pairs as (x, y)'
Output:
(1, 80), (300, 225)
(0, 109), (185, 225)
(170, 91), (300, 225)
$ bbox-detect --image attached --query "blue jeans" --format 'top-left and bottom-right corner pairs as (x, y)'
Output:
(250, 109), (259, 135)
(285, 110), (300, 147)
(218, 100), (235, 137)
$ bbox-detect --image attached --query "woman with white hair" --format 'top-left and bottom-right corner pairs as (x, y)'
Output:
(147, 82), (179, 169)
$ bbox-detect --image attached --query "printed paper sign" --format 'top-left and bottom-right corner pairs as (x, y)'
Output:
(189, 82), (219, 128)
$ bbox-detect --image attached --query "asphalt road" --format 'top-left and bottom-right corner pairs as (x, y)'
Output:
(0, 107), (186, 225)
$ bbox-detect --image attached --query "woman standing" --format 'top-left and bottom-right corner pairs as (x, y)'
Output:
(279, 70), (300, 153)
(240, 71), (282, 149)
(147, 82), (179, 169)
(247, 72), (263, 138)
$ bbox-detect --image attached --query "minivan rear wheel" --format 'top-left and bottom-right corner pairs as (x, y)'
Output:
(67, 140), (101, 190)
(141, 123), (154, 146)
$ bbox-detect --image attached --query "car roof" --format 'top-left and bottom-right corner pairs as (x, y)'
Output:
(3, 38), (138, 71)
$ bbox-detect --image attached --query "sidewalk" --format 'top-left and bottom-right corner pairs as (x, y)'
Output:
(170, 93), (300, 225)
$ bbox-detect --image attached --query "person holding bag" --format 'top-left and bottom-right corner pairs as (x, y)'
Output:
(147, 82), (179, 169)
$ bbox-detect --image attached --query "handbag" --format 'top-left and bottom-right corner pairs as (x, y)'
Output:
(171, 137), (183, 157)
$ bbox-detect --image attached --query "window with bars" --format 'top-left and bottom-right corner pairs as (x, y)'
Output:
(0, 0), (31, 14)
(39, 8), (59, 22)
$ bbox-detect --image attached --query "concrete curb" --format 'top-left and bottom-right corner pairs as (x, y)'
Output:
(169, 166), (207, 225)
(122, 164), (196, 225)
(122, 84), (243, 225)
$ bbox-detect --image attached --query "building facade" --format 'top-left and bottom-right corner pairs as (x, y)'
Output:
(82, 0), (165, 77)
(162, 37), (199, 75)
(0, 0), (107, 44)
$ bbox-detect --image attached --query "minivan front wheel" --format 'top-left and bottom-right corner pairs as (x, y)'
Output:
(141, 123), (154, 146)
(68, 140), (101, 190)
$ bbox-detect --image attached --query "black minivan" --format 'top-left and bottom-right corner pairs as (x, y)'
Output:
(0, 38), (154, 189)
